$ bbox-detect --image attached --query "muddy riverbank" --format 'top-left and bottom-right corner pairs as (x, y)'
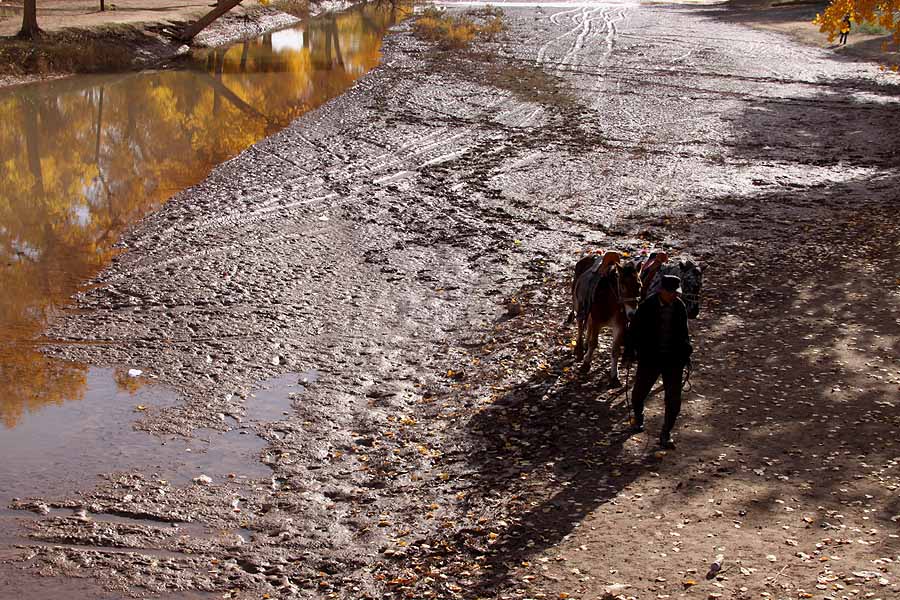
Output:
(0, 2), (307, 88)
(3, 1), (899, 598)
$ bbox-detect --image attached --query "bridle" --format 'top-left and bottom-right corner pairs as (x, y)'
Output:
(612, 267), (641, 317)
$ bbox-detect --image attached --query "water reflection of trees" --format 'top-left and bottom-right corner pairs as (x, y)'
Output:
(0, 3), (411, 428)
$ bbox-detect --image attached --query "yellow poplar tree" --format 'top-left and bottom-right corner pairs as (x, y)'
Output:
(815, 0), (900, 51)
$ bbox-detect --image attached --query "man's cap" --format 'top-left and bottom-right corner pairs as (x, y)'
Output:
(661, 275), (682, 293)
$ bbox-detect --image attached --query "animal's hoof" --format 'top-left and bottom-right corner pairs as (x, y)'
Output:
(608, 377), (622, 388)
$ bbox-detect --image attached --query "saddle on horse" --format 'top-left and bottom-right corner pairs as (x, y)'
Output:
(640, 251), (668, 292)
(573, 251), (621, 322)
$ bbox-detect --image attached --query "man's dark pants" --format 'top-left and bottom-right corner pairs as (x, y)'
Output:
(631, 356), (684, 438)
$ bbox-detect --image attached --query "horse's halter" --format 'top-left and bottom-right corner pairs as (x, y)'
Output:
(612, 268), (640, 317)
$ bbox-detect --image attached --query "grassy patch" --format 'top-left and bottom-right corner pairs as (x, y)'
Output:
(487, 61), (577, 111)
(412, 5), (505, 49)
(465, 4), (505, 19)
(853, 20), (892, 35)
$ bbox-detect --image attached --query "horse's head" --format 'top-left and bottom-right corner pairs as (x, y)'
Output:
(618, 260), (643, 320)
(675, 258), (703, 318)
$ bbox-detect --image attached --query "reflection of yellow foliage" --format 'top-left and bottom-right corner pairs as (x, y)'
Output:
(0, 352), (88, 429)
(815, 0), (900, 66)
(0, 2), (412, 428)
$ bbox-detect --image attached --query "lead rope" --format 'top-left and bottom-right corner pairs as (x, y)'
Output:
(624, 359), (631, 406)
(682, 358), (693, 393)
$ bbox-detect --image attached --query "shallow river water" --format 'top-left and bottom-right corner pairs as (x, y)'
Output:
(0, 3), (409, 434)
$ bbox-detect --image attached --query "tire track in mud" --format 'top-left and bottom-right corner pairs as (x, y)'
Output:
(126, 101), (547, 273)
(131, 95), (534, 263)
(134, 2), (689, 290)
(537, 4), (628, 69)
(126, 7), (622, 268)
(290, 5), (612, 200)
(537, 5), (601, 66)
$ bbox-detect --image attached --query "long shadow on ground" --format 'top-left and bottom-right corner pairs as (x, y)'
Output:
(373, 71), (900, 599)
(459, 79), (899, 596)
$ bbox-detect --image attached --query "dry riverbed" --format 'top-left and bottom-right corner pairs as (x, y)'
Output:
(3, 1), (899, 599)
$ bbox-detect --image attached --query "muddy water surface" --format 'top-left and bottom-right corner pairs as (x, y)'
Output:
(0, 370), (305, 506)
(0, 3), (409, 429)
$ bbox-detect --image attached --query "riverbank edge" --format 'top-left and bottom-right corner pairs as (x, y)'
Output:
(708, 0), (899, 66)
(0, 0), (361, 90)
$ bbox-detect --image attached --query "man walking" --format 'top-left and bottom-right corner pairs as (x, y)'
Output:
(624, 275), (693, 449)
(839, 14), (851, 45)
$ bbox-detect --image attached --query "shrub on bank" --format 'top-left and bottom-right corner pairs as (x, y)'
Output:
(412, 5), (505, 50)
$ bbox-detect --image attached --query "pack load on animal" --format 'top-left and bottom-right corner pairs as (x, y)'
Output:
(567, 248), (704, 386)
(569, 250), (642, 385)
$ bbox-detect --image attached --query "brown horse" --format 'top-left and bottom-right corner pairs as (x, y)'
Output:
(569, 254), (642, 386)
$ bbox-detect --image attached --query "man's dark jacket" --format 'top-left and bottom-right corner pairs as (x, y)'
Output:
(624, 294), (692, 364)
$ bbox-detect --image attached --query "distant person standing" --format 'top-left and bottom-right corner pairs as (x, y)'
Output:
(623, 275), (693, 449)
(839, 14), (851, 45)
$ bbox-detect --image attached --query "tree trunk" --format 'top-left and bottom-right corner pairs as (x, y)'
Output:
(178, 0), (244, 42)
(94, 87), (105, 164)
(100, 0), (106, 12)
(199, 71), (268, 121)
(23, 96), (44, 194)
(18, 0), (41, 39)
(212, 49), (225, 115)
(239, 40), (250, 72)
(330, 20), (344, 67)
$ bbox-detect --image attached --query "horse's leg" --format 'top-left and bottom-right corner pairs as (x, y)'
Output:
(609, 317), (624, 387)
(574, 318), (585, 360)
(580, 316), (599, 374)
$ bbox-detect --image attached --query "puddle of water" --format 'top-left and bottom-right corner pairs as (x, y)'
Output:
(0, 565), (217, 600)
(0, 2), (410, 427)
(0, 369), (311, 509)
(0, 369), (306, 561)
(244, 370), (316, 422)
(0, 367), (179, 504)
(0, 369), (306, 592)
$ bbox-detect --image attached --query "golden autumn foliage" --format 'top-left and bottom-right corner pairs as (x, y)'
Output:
(815, 0), (900, 63)
(413, 6), (506, 50)
(0, 2), (411, 428)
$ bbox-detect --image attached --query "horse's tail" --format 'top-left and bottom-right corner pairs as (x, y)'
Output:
(569, 255), (599, 326)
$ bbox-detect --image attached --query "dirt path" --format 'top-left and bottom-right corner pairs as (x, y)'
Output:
(3, 1), (899, 598)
